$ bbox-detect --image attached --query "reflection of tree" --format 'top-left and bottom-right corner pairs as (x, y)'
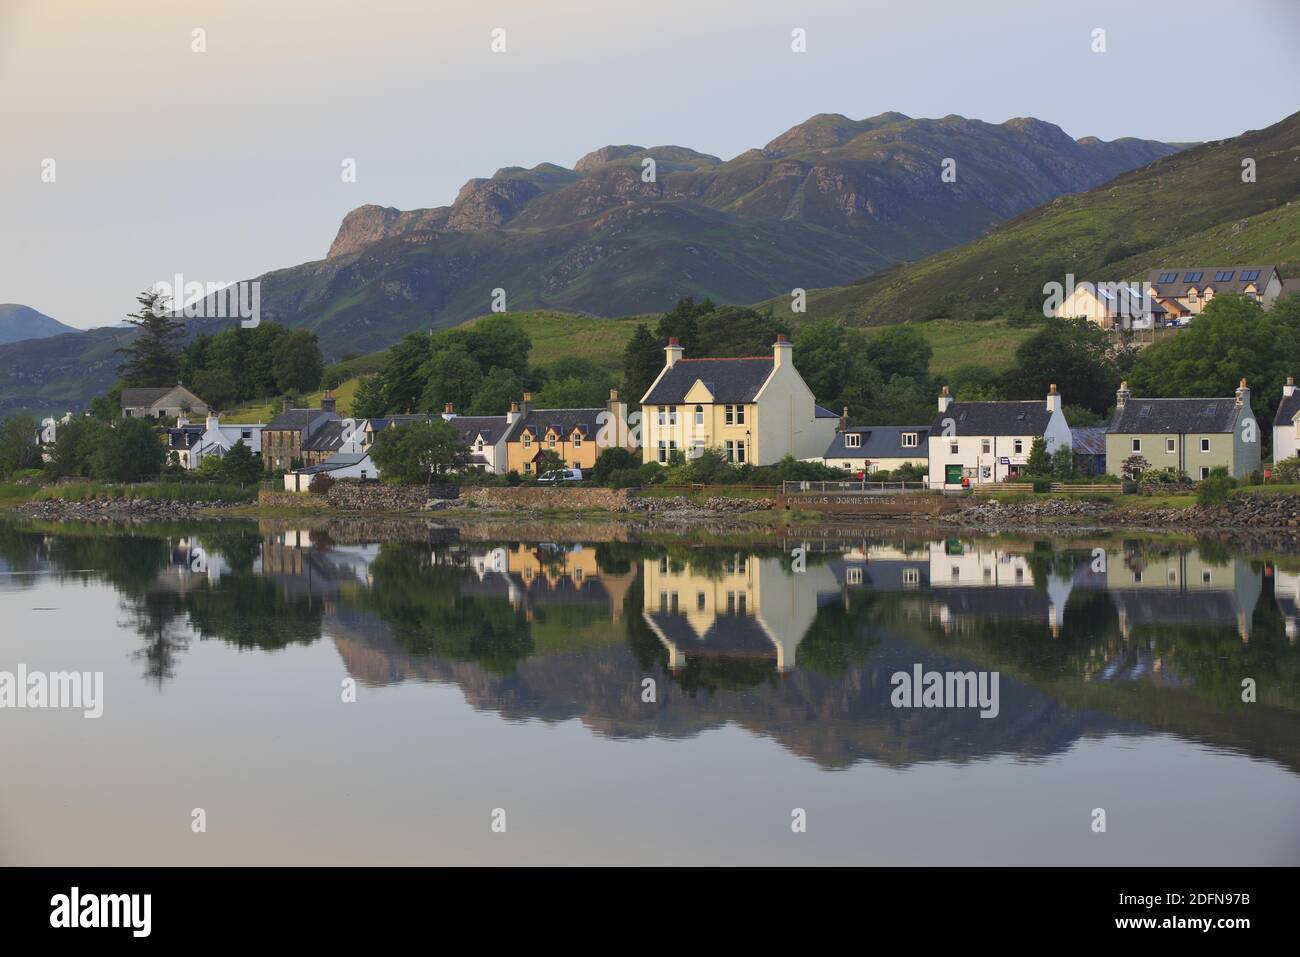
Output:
(121, 590), (190, 686)
(798, 591), (881, 676)
(353, 543), (533, 674)
(185, 574), (322, 650)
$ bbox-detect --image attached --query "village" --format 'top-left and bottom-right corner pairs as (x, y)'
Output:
(22, 262), (1299, 504)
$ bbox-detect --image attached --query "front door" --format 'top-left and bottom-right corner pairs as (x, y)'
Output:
(945, 464), (963, 485)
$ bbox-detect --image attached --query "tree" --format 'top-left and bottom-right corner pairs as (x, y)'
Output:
(1001, 317), (1118, 415)
(793, 319), (854, 404)
(45, 418), (102, 479)
(0, 415), (41, 477)
(866, 325), (932, 384)
(460, 315), (531, 378)
(467, 367), (522, 415)
(1025, 437), (1051, 475)
(117, 289), (184, 386)
(622, 323), (662, 404)
(1120, 454), (1150, 481)
(369, 420), (469, 484)
(218, 440), (261, 485)
(90, 417), (166, 482)
(1050, 444), (1075, 480)
(272, 330), (324, 395)
(419, 342), (482, 412)
(591, 447), (638, 483)
(191, 367), (239, 410)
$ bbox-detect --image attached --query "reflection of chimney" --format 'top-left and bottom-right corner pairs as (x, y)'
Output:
(1046, 383), (1061, 412)
(773, 333), (791, 369)
(1116, 380), (1130, 409)
(938, 385), (953, 413)
(665, 337), (683, 368)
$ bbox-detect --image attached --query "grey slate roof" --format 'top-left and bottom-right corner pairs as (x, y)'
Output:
(303, 420), (347, 453)
(815, 405), (838, 418)
(505, 408), (606, 444)
(294, 453), (368, 475)
(641, 357), (774, 404)
(1107, 397), (1245, 434)
(447, 415), (509, 444)
(1071, 426), (1107, 456)
(266, 408), (339, 435)
(121, 387), (172, 408)
(928, 401), (1051, 437)
(1275, 391), (1300, 427)
(824, 425), (929, 459)
(1146, 266), (1278, 298)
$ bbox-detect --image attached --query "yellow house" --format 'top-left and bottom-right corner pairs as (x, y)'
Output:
(502, 390), (636, 475)
(639, 335), (838, 465)
(1146, 266), (1284, 314)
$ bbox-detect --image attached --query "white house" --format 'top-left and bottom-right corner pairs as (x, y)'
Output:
(1273, 376), (1300, 466)
(927, 385), (1072, 489)
(283, 451), (379, 492)
(191, 415), (264, 469)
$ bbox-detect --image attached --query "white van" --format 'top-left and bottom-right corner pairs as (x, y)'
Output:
(537, 468), (583, 483)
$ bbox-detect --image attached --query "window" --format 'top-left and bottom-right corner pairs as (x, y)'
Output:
(725, 440), (735, 462)
(1214, 270), (1234, 282)
(951, 566), (961, 581)
(846, 567), (863, 585)
(668, 407), (677, 426)
(1132, 438), (1142, 452)
(1165, 438), (1175, 453)
(547, 436), (556, 449)
(1157, 271), (1177, 283)
(981, 439), (991, 454)
(694, 405), (704, 427)
(573, 434), (582, 448)
(726, 591), (736, 613)
(1013, 440), (1023, 454)
(950, 442), (959, 455)
(1200, 467), (1210, 480)
(1241, 269), (1261, 281)
(657, 406), (667, 426)
(903, 568), (920, 587)
(844, 433), (862, 448)
(1133, 571), (1142, 583)
(901, 432), (918, 448)
(657, 441), (667, 463)
(522, 433), (531, 448)
(524, 461), (532, 473)
(735, 442), (745, 464)
(1168, 570), (1178, 584)
(1202, 569), (1212, 584)
(724, 405), (734, 425)
(1200, 438), (1210, 452)
(735, 406), (745, 425)
(1183, 271), (1203, 283)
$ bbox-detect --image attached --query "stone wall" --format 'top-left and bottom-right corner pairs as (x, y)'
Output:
(460, 486), (633, 512)
(327, 483), (443, 511)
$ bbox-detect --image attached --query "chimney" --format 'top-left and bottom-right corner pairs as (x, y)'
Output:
(938, 385), (953, 414)
(282, 397), (293, 413)
(1116, 380), (1130, 409)
(1046, 383), (1061, 413)
(320, 393), (337, 414)
(506, 401), (521, 426)
(206, 414), (219, 432)
(839, 406), (850, 432)
(773, 333), (792, 369)
(606, 388), (626, 445)
(520, 392), (533, 415)
(1236, 377), (1250, 409)
(442, 402), (455, 421)
(665, 337), (684, 368)
(1285, 376), (1295, 399)
(176, 415), (189, 428)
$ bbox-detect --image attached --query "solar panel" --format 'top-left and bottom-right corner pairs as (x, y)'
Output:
(1241, 269), (1261, 281)
(1184, 271), (1203, 282)
(1157, 271), (1177, 283)
(1214, 270), (1234, 282)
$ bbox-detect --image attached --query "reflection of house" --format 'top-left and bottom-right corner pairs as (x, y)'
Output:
(465, 544), (637, 622)
(1273, 570), (1300, 644)
(926, 543), (1072, 637)
(641, 554), (847, 672)
(1093, 549), (1260, 643)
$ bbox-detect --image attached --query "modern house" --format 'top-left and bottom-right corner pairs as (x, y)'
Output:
(820, 414), (929, 474)
(1054, 281), (1165, 330)
(639, 335), (838, 466)
(926, 385), (1072, 489)
(1145, 266), (1285, 313)
(503, 390), (636, 475)
(169, 415), (264, 470)
(121, 385), (208, 420)
(261, 394), (342, 471)
(1272, 376), (1300, 465)
(1105, 380), (1260, 480)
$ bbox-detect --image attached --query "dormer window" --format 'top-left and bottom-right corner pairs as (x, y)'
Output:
(522, 434), (531, 448)
(572, 434), (582, 448)
(844, 433), (862, 448)
(901, 432), (918, 448)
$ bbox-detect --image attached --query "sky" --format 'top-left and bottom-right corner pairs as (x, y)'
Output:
(1, 0), (1297, 329)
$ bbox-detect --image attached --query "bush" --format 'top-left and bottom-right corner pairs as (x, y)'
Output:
(1196, 468), (1237, 507)
(1273, 457), (1300, 483)
(606, 468), (642, 489)
(309, 472), (335, 495)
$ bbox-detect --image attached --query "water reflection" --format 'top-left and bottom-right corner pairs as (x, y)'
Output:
(1, 520), (1297, 772)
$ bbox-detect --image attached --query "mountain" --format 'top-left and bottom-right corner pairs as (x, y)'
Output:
(0, 304), (80, 345)
(249, 112), (1184, 357)
(777, 111), (1300, 325)
(0, 111), (1187, 416)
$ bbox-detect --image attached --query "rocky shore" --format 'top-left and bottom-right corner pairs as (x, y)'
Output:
(15, 498), (235, 521)
(953, 493), (1300, 532)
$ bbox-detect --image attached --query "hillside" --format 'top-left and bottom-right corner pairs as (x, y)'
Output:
(773, 111), (1300, 325)
(0, 304), (80, 345)
(248, 112), (1181, 358)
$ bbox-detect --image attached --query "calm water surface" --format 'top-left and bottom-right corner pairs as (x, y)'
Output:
(1, 518), (1297, 865)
